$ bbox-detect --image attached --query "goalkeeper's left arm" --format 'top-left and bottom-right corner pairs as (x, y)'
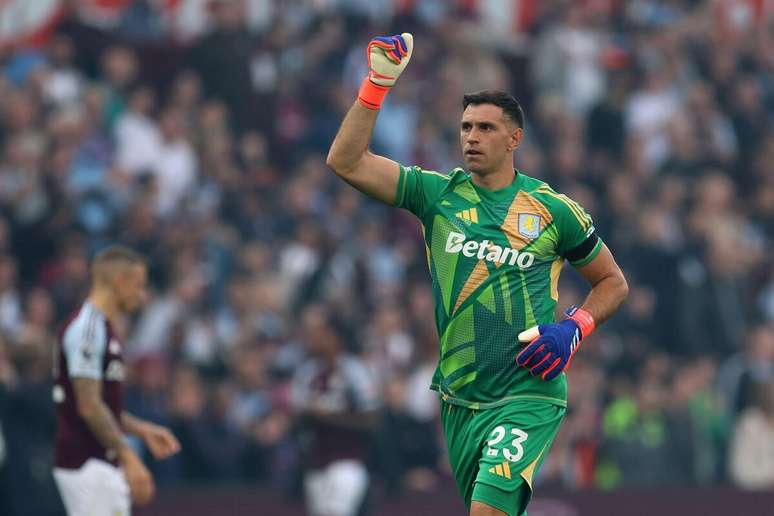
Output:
(517, 244), (628, 380)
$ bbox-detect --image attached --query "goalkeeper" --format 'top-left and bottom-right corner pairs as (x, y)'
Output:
(327, 34), (628, 516)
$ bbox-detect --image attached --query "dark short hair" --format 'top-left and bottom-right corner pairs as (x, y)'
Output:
(462, 90), (525, 128)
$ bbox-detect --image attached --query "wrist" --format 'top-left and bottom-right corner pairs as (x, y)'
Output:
(358, 77), (390, 110)
(564, 305), (595, 339)
(117, 444), (136, 462)
(136, 420), (157, 440)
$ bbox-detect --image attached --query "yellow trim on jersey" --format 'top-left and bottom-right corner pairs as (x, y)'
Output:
(536, 186), (592, 230)
(420, 169), (452, 180)
(453, 259), (489, 314)
(554, 191), (592, 228)
(520, 441), (550, 489)
(536, 186), (590, 227)
(549, 258), (563, 301)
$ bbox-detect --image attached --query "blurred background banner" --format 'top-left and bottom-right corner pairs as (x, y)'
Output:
(0, 1), (772, 515)
(0, 0), (66, 49)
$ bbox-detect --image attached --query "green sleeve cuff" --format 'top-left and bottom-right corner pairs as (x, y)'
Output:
(393, 164), (407, 207)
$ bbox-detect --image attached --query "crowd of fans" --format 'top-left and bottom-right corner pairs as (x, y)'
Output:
(0, 0), (772, 513)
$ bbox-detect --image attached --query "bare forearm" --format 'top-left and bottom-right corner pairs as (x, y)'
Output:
(122, 411), (151, 438)
(580, 273), (629, 325)
(81, 402), (129, 453)
(326, 102), (379, 174)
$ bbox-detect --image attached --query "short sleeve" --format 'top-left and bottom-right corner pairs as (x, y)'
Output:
(554, 194), (602, 267)
(63, 312), (107, 379)
(394, 164), (451, 219)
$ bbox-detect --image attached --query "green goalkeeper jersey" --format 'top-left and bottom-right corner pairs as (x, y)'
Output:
(394, 165), (602, 410)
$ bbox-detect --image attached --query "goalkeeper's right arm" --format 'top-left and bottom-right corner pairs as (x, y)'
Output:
(326, 33), (413, 205)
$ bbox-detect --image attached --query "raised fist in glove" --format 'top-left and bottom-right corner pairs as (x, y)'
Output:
(359, 33), (413, 110)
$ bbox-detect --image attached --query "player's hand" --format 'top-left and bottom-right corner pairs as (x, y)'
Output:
(515, 306), (595, 381)
(366, 33), (413, 87)
(119, 447), (155, 506)
(141, 423), (181, 460)
(358, 33), (413, 110)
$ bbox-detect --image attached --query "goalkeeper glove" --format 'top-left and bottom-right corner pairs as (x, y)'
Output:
(358, 33), (414, 110)
(515, 305), (596, 381)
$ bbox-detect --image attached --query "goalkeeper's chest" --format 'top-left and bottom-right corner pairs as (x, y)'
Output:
(430, 200), (556, 270)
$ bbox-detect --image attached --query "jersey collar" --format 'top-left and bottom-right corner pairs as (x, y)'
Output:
(469, 169), (525, 203)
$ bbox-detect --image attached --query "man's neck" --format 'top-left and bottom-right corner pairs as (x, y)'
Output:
(470, 164), (516, 191)
(88, 288), (120, 322)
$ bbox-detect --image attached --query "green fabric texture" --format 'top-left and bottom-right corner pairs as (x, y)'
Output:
(395, 165), (601, 409)
(441, 399), (566, 513)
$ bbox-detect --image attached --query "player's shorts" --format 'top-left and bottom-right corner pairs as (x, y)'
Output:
(53, 458), (131, 516)
(304, 459), (368, 516)
(441, 398), (566, 516)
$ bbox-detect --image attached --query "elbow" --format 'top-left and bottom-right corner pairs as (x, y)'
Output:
(325, 151), (348, 176)
(324, 150), (339, 171)
(326, 149), (365, 178)
(618, 271), (630, 305)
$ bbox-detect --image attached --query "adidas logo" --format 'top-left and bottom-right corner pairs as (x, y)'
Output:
(488, 461), (513, 479)
(455, 208), (478, 224)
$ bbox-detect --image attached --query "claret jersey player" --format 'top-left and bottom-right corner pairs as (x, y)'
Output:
(52, 301), (130, 514)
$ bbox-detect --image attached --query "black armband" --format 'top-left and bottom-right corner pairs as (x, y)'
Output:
(564, 230), (599, 263)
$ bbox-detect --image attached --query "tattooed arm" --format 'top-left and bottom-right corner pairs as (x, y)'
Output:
(72, 378), (155, 505)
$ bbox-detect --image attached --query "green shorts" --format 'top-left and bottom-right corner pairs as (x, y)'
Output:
(440, 398), (566, 516)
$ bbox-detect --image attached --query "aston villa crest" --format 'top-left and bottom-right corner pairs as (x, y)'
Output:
(518, 213), (541, 239)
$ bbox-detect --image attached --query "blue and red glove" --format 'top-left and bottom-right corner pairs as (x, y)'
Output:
(515, 306), (596, 381)
(358, 33), (413, 110)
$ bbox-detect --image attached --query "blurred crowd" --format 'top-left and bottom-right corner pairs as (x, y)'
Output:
(0, 0), (773, 513)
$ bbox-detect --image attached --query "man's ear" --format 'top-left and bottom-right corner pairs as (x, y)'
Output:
(508, 127), (524, 152)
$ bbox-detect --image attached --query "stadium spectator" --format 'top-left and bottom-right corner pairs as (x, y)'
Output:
(717, 323), (774, 416)
(729, 380), (774, 490)
(291, 305), (379, 516)
(0, 254), (21, 337)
